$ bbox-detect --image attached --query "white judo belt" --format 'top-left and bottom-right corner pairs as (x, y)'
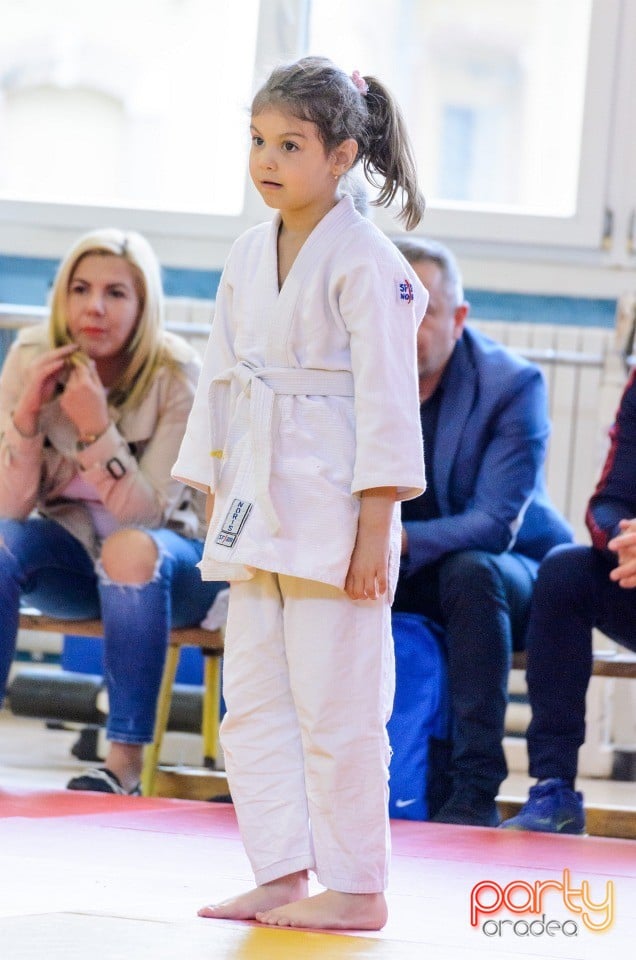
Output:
(212, 362), (354, 533)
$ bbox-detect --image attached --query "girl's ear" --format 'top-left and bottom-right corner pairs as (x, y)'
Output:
(332, 138), (358, 177)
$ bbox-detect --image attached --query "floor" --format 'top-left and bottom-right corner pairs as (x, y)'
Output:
(2, 707), (635, 808)
(1, 709), (635, 960)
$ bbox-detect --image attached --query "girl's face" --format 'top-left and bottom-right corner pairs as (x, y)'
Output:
(66, 253), (142, 361)
(249, 107), (342, 225)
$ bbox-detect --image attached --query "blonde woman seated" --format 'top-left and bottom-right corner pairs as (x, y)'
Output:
(0, 229), (224, 794)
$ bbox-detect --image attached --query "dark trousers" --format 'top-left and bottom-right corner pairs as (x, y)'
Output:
(525, 543), (636, 782)
(393, 549), (538, 797)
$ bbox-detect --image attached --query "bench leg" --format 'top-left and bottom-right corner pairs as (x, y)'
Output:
(141, 644), (181, 797)
(202, 654), (222, 768)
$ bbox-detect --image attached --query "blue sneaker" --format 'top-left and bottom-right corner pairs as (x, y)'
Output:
(500, 779), (585, 834)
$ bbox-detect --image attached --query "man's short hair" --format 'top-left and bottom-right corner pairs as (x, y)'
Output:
(393, 236), (464, 308)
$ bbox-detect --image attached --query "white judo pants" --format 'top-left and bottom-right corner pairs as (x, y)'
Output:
(220, 569), (395, 893)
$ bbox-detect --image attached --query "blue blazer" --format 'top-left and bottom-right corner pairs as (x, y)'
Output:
(403, 327), (573, 575)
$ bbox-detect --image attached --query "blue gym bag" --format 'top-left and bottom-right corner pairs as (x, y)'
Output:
(388, 611), (452, 821)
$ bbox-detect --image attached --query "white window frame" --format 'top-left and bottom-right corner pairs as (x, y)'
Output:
(0, 0), (628, 270)
(371, 0), (622, 252)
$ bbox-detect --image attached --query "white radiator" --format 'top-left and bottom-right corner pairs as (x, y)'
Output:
(471, 318), (627, 544)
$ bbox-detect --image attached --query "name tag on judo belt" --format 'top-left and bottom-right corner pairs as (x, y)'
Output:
(216, 499), (253, 547)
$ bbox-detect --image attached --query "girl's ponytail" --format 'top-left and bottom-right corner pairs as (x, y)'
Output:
(360, 75), (425, 231)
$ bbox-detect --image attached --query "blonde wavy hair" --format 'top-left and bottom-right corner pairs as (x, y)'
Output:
(49, 228), (171, 410)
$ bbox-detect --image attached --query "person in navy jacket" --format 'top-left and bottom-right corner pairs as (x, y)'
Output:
(501, 368), (636, 834)
(392, 237), (573, 827)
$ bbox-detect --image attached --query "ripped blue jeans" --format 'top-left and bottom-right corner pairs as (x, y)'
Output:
(0, 517), (224, 744)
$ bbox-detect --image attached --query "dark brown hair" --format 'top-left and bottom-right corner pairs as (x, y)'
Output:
(252, 56), (425, 229)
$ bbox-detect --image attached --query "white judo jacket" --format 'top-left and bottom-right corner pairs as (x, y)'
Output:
(173, 195), (427, 591)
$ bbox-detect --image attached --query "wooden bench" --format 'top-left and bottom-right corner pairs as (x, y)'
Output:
(17, 610), (222, 651)
(511, 648), (636, 679)
(15, 611), (228, 801)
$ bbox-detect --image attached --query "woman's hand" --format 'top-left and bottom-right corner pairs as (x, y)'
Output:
(11, 343), (79, 437)
(59, 353), (110, 439)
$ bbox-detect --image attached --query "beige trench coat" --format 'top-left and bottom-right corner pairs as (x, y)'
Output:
(0, 323), (207, 558)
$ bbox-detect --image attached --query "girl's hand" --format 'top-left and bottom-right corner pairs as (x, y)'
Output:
(344, 487), (396, 600)
(345, 530), (389, 599)
(59, 353), (110, 439)
(11, 344), (80, 437)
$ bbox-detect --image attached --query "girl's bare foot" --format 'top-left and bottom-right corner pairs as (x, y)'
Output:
(198, 871), (308, 921)
(255, 890), (388, 930)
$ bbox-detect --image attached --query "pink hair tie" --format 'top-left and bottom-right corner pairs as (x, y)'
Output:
(351, 70), (369, 96)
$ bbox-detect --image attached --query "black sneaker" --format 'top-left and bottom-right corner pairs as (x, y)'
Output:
(66, 767), (141, 796)
(431, 789), (500, 827)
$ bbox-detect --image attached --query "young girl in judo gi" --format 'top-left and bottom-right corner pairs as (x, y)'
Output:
(173, 56), (427, 931)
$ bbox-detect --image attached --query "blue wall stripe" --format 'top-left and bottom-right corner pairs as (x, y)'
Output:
(0, 254), (617, 328)
(465, 289), (616, 328)
(162, 267), (222, 300)
(0, 255), (59, 306)
(0, 255), (222, 306)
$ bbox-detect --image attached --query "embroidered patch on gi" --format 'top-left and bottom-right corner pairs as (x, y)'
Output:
(397, 278), (414, 304)
(215, 498), (253, 547)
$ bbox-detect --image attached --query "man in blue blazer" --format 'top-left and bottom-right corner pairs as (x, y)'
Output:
(392, 237), (573, 827)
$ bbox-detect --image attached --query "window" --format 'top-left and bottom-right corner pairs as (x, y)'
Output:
(307, 0), (619, 248)
(0, 0), (260, 217)
(0, 0), (630, 268)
